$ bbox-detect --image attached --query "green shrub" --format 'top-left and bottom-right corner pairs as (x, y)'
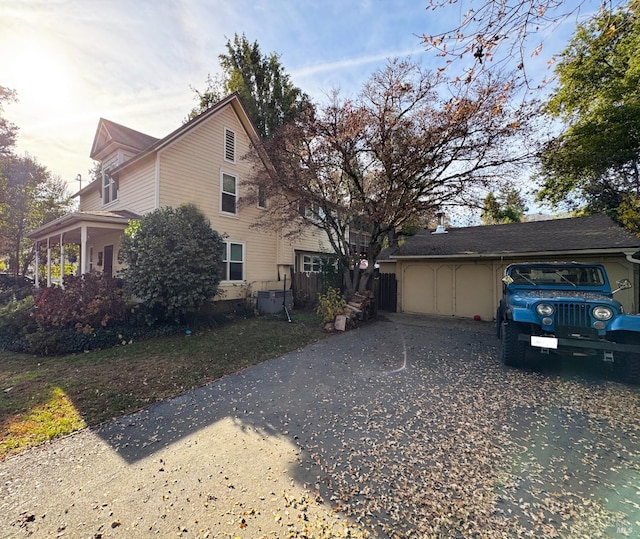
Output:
(316, 287), (347, 323)
(119, 205), (225, 324)
(0, 295), (35, 352)
(23, 321), (199, 356)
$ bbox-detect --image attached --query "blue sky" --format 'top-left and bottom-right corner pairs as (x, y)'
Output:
(0, 0), (612, 193)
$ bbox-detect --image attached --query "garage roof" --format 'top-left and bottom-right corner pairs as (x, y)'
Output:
(385, 214), (640, 259)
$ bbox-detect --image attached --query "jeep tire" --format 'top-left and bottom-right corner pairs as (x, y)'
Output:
(500, 320), (527, 367)
(614, 353), (640, 385)
(495, 306), (503, 338)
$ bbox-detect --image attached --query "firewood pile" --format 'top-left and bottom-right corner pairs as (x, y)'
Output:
(329, 291), (375, 331)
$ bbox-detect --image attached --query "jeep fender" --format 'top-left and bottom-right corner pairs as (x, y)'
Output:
(607, 314), (640, 333)
(508, 307), (539, 325)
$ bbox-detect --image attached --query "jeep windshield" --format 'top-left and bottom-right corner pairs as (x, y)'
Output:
(507, 265), (605, 287)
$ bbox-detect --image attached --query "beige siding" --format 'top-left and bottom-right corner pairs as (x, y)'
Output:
(76, 99), (337, 301)
(115, 158), (156, 214)
(80, 156), (156, 214)
(156, 105), (280, 293)
(398, 255), (639, 320)
(152, 104), (334, 295)
(79, 187), (102, 212)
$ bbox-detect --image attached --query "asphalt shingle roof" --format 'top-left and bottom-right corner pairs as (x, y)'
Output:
(101, 119), (159, 151)
(386, 214), (640, 259)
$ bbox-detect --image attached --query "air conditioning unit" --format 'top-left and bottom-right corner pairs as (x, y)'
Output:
(256, 289), (293, 314)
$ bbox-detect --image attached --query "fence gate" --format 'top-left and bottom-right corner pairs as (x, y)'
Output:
(375, 273), (397, 312)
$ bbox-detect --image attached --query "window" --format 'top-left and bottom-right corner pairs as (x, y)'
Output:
(224, 128), (236, 163)
(257, 184), (267, 209)
(299, 202), (324, 221)
(223, 242), (244, 281)
(349, 230), (371, 257)
(102, 168), (117, 205)
(221, 172), (237, 214)
(303, 255), (321, 273)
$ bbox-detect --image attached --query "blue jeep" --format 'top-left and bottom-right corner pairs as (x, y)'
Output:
(496, 262), (640, 383)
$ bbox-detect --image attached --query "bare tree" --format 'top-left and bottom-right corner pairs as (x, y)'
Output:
(243, 59), (535, 297)
(421, 0), (608, 87)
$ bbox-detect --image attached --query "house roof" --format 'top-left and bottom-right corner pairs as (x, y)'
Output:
(90, 119), (160, 161)
(382, 214), (640, 260)
(27, 210), (141, 240)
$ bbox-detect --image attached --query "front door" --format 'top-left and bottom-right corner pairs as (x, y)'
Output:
(103, 245), (114, 278)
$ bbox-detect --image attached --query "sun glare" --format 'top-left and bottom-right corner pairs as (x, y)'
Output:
(3, 37), (75, 110)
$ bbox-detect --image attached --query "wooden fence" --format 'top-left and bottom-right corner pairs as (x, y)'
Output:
(291, 271), (397, 312)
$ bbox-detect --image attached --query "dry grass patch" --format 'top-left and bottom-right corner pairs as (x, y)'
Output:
(0, 312), (327, 459)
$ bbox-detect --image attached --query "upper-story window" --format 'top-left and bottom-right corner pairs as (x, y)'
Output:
(299, 202), (324, 222)
(349, 229), (371, 257)
(102, 167), (117, 205)
(221, 171), (237, 215)
(257, 184), (267, 209)
(224, 128), (236, 163)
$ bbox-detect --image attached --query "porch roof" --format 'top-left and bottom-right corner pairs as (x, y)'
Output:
(27, 210), (141, 241)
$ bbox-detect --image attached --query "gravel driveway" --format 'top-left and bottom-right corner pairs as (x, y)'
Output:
(1, 313), (640, 538)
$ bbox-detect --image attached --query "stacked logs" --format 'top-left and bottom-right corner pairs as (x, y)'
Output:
(332, 291), (374, 331)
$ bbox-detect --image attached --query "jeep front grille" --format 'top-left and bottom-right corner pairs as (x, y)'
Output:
(556, 302), (591, 328)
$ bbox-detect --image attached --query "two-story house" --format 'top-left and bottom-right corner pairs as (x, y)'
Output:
(27, 93), (333, 305)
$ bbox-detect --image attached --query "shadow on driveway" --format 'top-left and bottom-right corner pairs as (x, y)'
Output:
(2, 314), (640, 538)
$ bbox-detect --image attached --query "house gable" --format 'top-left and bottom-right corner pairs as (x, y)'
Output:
(90, 118), (159, 163)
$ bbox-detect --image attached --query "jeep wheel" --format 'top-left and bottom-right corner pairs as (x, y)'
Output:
(614, 353), (640, 385)
(500, 320), (527, 367)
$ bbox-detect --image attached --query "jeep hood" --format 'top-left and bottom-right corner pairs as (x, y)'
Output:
(509, 289), (614, 303)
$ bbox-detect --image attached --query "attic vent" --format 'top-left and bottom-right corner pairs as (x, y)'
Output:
(224, 128), (236, 162)
(432, 212), (448, 234)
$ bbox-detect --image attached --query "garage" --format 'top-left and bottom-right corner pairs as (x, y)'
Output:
(378, 214), (640, 320)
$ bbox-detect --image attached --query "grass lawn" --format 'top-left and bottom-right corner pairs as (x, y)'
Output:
(0, 312), (328, 460)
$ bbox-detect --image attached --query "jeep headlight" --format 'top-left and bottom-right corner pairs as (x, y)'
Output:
(536, 303), (554, 317)
(592, 306), (613, 321)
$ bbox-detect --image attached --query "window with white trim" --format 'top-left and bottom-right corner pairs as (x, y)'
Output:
(223, 241), (244, 281)
(224, 128), (236, 163)
(303, 255), (321, 272)
(221, 172), (237, 214)
(102, 168), (117, 205)
(299, 202), (325, 222)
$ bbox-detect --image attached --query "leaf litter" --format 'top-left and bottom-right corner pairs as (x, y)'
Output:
(1, 315), (640, 538)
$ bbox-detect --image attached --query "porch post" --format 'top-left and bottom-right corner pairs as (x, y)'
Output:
(34, 241), (40, 288)
(80, 225), (88, 276)
(60, 233), (65, 289)
(47, 237), (52, 287)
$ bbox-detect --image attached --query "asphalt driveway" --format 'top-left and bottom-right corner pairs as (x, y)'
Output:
(1, 313), (640, 538)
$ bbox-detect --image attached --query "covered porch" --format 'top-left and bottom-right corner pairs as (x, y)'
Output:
(27, 210), (140, 287)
